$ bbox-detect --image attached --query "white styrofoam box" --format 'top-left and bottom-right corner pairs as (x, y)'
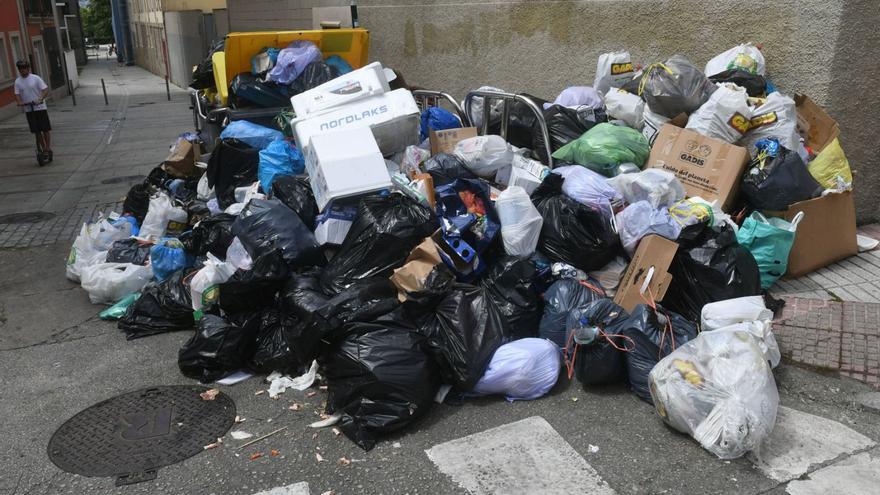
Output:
(305, 126), (393, 212)
(291, 61), (394, 118)
(292, 88), (420, 157)
(314, 204), (358, 246)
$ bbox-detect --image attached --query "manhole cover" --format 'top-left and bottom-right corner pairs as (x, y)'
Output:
(48, 385), (236, 485)
(101, 175), (144, 185)
(0, 211), (56, 224)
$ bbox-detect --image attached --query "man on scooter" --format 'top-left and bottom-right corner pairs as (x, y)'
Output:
(13, 60), (52, 162)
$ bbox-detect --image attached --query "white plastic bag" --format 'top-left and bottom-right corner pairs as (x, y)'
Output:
(649, 328), (778, 459)
(588, 256), (628, 296)
(496, 186), (543, 257)
(686, 83), (751, 143)
(594, 51), (635, 96)
(139, 193), (188, 239)
(66, 217), (132, 282)
(472, 338), (561, 401)
(704, 43), (765, 77)
(607, 169), (686, 208)
(738, 92), (800, 156)
(615, 201), (682, 256)
(701, 296), (780, 368)
(80, 262), (153, 305)
(454, 135), (513, 178)
(547, 86), (604, 110)
(190, 254), (237, 312)
(196, 173), (215, 201)
(641, 105), (671, 145)
(604, 88), (645, 129)
(553, 165), (621, 215)
(225, 237), (253, 271)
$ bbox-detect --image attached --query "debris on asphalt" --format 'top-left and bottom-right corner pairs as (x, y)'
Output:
(315, 452), (324, 462)
(235, 427), (288, 450)
(203, 438), (223, 450)
(230, 431), (253, 440)
(199, 388), (220, 401)
(266, 360), (318, 398)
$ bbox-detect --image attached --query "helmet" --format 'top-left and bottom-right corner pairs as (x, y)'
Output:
(15, 60), (30, 69)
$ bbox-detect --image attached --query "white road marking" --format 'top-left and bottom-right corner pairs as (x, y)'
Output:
(786, 450), (880, 495)
(748, 406), (876, 482)
(425, 416), (616, 495)
(252, 481), (310, 495)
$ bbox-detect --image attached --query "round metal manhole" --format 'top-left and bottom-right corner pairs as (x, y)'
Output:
(47, 385), (236, 484)
(0, 211), (56, 224)
(101, 174), (145, 185)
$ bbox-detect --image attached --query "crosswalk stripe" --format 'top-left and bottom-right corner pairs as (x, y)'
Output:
(425, 416), (616, 495)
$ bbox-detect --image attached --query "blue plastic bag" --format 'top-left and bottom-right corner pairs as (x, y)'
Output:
(150, 238), (194, 282)
(258, 140), (305, 193)
(420, 107), (461, 141)
(735, 211), (802, 289)
(472, 338), (561, 401)
(113, 215), (139, 237)
(220, 120), (284, 150)
(267, 41), (322, 85)
(324, 55), (353, 75)
(251, 47), (280, 74)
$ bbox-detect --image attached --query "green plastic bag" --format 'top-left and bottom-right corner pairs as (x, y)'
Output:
(551, 123), (650, 176)
(735, 211), (803, 289)
(99, 292), (140, 320)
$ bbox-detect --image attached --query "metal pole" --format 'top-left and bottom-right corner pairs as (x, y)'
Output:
(101, 78), (108, 105)
(165, 76), (170, 101)
(68, 80), (76, 106)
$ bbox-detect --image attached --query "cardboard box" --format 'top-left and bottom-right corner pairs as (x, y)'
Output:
(429, 127), (478, 155)
(162, 138), (201, 178)
(646, 124), (750, 211)
(305, 127), (393, 212)
(614, 235), (678, 313)
(314, 204), (358, 246)
(291, 61), (392, 118)
(765, 191), (857, 278)
(795, 94), (840, 154)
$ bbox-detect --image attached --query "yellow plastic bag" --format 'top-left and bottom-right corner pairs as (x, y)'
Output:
(808, 138), (852, 189)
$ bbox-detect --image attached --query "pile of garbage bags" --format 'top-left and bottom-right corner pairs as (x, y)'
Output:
(68, 40), (864, 458)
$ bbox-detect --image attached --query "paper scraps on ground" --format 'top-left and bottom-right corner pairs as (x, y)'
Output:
(230, 430), (254, 440)
(217, 370), (255, 385)
(309, 412), (343, 428)
(200, 388), (220, 401)
(267, 360), (318, 398)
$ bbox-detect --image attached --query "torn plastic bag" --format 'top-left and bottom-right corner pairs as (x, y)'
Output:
(179, 213), (236, 258)
(80, 262), (154, 305)
(551, 123), (650, 176)
(607, 169), (686, 209)
(206, 139), (260, 209)
(319, 194), (438, 294)
(269, 175), (318, 230)
(539, 278), (604, 346)
(478, 256), (542, 339)
(685, 83), (751, 143)
(553, 165), (621, 214)
(638, 56), (716, 118)
(740, 140), (822, 211)
(530, 173), (620, 272)
(495, 186), (543, 257)
(604, 88), (645, 129)
(229, 72), (290, 108)
(258, 140), (304, 193)
(594, 51), (636, 96)
(99, 293), (140, 321)
(649, 328), (778, 459)
(453, 135), (513, 179)
(67, 216), (133, 281)
(622, 303), (698, 402)
(701, 296), (780, 367)
(190, 254), (237, 312)
(735, 211), (803, 290)
(533, 104), (600, 165)
(704, 43), (765, 77)
(232, 198), (323, 270)
(664, 223), (762, 323)
(420, 107), (461, 141)
(106, 238), (151, 265)
(267, 40), (322, 85)
(435, 178), (500, 257)
(423, 153), (477, 186)
(218, 249), (290, 314)
(323, 317), (439, 451)
(567, 299), (630, 386)
(709, 69), (767, 98)
(151, 238), (195, 282)
(220, 120), (283, 150)
(118, 269), (196, 339)
(739, 92), (800, 155)
(473, 338), (561, 401)
(178, 314), (258, 383)
(616, 201), (682, 256)
(123, 183), (151, 225)
(289, 61), (340, 94)
(808, 138), (852, 189)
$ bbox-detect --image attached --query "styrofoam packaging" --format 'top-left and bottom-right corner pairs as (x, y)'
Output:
(292, 88), (420, 157)
(314, 204), (358, 245)
(291, 62), (394, 118)
(305, 127), (393, 212)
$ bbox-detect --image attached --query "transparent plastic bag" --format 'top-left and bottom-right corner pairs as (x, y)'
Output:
(615, 201), (682, 256)
(705, 43), (765, 77)
(80, 262), (154, 305)
(701, 295), (781, 368)
(686, 83), (751, 143)
(551, 123), (650, 176)
(66, 216), (132, 282)
(472, 338), (561, 401)
(604, 88), (645, 129)
(495, 186), (543, 257)
(607, 169), (686, 208)
(190, 254), (237, 312)
(548, 86), (604, 110)
(552, 165), (621, 215)
(649, 328), (778, 459)
(140, 193), (188, 240)
(638, 55), (716, 118)
(453, 135), (513, 178)
(266, 40), (322, 85)
(739, 92), (800, 156)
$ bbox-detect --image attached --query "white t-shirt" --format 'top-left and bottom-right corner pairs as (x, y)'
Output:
(14, 74), (49, 112)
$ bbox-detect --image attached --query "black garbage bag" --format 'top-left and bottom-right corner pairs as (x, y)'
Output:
(533, 104), (600, 165)
(539, 278), (604, 346)
(206, 138), (260, 209)
(232, 199), (324, 270)
(118, 269), (195, 339)
(106, 238), (152, 265)
(289, 61), (340, 95)
(218, 249), (290, 314)
(489, 93), (549, 150)
(319, 194), (438, 294)
(123, 183), (151, 225)
(179, 213), (236, 258)
(186, 200), (211, 227)
(234, 309), (302, 375)
(639, 55), (717, 118)
(478, 256), (542, 339)
(229, 72), (290, 109)
(570, 299), (630, 386)
(269, 175), (318, 230)
(709, 69), (767, 97)
(178, 314), (258, 383)
(279, 272), (329, 320)
(146, 165), (176, 191)
(531, 173), (620, 272)
(740, 144), (822, 211)
(664, 223), (761, 322)
(423, 153), (477, 187)
(322, 314), (440, 451)
(621, 304), (697, 402)
(190, 38), (224, 90)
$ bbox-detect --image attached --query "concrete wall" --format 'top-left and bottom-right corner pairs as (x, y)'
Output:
(165, 10), (205, 87)
(165, 0), (226, 13)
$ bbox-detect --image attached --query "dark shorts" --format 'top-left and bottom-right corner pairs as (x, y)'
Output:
(26, 110), (51, 133)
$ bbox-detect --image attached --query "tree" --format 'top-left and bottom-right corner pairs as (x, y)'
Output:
(81, 0), (113, 44)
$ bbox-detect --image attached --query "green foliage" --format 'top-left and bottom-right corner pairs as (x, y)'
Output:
(81, 0), (113, 43)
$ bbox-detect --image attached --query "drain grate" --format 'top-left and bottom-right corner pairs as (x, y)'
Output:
(101, 175), (145, 185)
(0, 211), (56, 224)
(47, 385), (236, 485)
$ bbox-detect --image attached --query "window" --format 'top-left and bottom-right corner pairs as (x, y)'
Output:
(32, 37), (48, 80)
(0, 34), (11, 82)
(10, 33), (23, 65)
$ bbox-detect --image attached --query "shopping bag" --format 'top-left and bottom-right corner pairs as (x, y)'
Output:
(735, 211), (804, 289)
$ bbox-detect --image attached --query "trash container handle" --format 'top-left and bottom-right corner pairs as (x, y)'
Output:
(412, 90), (471, 127)
(463, 90), (554, 168)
